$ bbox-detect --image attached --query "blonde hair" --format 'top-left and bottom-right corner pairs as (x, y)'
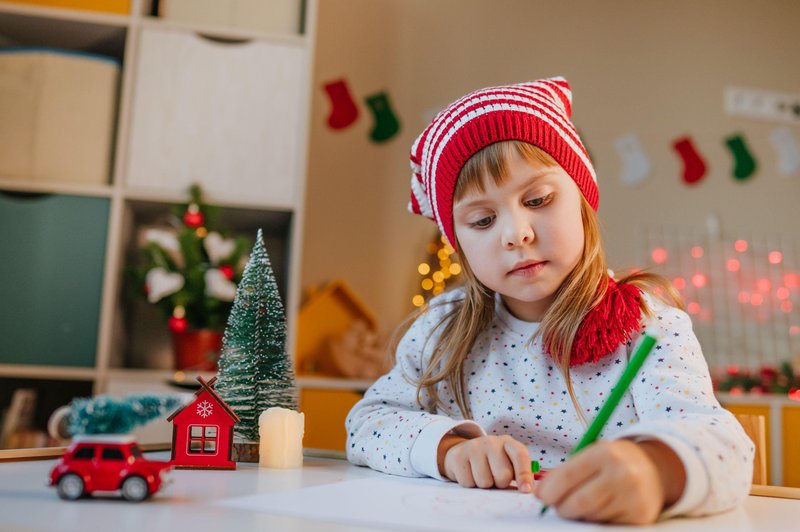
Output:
(399, 141), (682, 421)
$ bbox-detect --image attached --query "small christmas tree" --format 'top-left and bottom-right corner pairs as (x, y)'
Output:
(216, 229), (298, 443)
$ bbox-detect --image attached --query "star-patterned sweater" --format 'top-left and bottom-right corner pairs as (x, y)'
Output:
(346, 287), (753, 519)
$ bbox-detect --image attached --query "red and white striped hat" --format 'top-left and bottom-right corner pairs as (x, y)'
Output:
(408, 77), (598, 248)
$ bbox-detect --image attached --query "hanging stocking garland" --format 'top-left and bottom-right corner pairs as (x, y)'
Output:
(725, 133), (757, 181)
(672, 135), (708, 185)
(614, 133), (651, 186)
(365, 91), (401, 143)
(323, 78), (359, 130)
(770, 126), (800, 176)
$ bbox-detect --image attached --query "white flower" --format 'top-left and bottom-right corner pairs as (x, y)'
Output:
(145, 267), (184, 303)
(144, 228), (183, 268)
(205, 268), (237, 301)
(204, 231), (237, 265)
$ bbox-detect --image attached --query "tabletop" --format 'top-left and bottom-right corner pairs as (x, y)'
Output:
(0, 452), (798, 532)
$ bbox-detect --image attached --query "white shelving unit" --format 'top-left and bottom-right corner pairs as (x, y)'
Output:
(0, 0), (320, 436)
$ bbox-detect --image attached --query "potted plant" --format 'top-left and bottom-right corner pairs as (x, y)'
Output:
(130, 185), (248, 370)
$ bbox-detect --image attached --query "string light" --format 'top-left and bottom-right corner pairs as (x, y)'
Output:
(651, 247), (668, 264)
(411, 233), (461, 307)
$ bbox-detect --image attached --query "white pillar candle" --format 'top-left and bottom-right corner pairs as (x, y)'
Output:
(258, 407), (304, 468)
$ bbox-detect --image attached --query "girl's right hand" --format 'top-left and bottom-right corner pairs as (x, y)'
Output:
(438, 434), (535, 492)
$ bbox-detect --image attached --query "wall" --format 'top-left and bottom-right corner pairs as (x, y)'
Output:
(302, 0), (800, 332)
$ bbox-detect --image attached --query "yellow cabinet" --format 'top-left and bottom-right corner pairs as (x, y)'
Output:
(719, 393), (800, 487)
(300, 387), (364, 451)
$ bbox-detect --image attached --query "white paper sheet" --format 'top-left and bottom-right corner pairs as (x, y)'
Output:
(219, 476), (594, 531)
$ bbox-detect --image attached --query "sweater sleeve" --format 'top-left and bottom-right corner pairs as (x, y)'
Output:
(345, 292), (485, 479)
(614, 302), (754, 518)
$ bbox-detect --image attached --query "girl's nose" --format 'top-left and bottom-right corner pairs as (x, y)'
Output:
(503, 220), (534, 249)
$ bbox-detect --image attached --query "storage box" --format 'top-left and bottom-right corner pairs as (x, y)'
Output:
(0, 193), (110, 367)
(1, 1), (130, 15)
(161, 0), (303, 35)
(0, 49), (120, 185)
(125, 28), (306, 207)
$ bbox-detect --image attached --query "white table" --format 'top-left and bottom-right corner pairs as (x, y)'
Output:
(1, 453), (798, 531)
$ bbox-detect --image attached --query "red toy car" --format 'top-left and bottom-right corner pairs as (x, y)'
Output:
(48, 435), (172, 502)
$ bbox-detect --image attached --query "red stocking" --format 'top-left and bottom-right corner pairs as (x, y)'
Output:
(672, 136), (707, 185)
(323, 78), (359, 130)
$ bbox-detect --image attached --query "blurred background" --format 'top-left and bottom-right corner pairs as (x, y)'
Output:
(0, 0), (798, 485)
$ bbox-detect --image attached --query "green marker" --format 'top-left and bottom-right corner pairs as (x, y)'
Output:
(539, 332), (659, 517)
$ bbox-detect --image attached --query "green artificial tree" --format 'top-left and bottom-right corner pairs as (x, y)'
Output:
(216, 229), (298, 442)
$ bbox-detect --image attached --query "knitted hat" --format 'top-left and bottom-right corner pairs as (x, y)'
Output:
(408, 77), (597, 248)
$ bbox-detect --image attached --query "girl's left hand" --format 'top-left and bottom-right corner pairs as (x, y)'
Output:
(534, 439), (685, 525)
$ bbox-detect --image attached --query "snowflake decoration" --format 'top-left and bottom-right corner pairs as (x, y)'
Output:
(196, 400), (213, 418)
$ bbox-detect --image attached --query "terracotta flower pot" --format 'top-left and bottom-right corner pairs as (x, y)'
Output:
(172, 329), (223, 371)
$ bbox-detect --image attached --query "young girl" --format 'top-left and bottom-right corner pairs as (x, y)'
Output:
(345, 77), (753, 524)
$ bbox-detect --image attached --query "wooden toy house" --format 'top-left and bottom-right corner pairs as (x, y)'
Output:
(167, 376), (240, 470)
(295, 280), (378, 375)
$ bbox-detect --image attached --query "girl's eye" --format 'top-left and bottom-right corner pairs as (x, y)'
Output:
(525, 193), (553, 208)
(471, 215), (494, 228)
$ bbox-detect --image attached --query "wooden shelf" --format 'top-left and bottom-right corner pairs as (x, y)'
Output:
(0, 0), (319, 450)
(139, 15), (308, 47)
(0, 178), (113, 198)
(0, 364), (97, 381)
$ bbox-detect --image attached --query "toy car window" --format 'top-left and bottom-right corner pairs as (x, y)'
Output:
(205, 426), (217, 437)
(101, 448), (125, 461)
(130, 445), (142, 458)
(73, 447), (95, 459)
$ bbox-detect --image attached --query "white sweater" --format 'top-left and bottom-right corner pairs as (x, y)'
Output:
(346, 288), (753, 518)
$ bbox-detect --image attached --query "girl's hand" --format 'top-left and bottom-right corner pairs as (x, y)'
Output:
(438, 434), (535, 492)
(534, 439), (686, 525)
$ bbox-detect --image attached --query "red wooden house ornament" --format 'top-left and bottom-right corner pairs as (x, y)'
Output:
(167, 376), (240, 470)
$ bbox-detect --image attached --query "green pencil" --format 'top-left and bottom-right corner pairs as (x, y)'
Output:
(539, 332), (658, 517)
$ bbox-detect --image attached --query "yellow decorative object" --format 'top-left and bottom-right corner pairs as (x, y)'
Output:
(4, 0), (130, 14)
(296, 280), (378, 376)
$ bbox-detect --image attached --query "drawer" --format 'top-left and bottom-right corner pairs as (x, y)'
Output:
(0, 193), (109, 367)
(126, 27), (306, 207)
(0, 1), (130, 15)
(0, 49), (119, 185)
(161, 0), (303, 35)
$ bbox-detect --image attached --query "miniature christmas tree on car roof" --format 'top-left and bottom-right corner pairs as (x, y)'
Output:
(215, 229), (298, 460)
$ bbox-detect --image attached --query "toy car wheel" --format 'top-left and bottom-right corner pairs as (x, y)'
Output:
(57, 474), (85, 500)
(120, 476), (149, 502)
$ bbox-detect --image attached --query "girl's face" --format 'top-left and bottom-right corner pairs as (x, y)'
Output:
(453, 149), (585, 322)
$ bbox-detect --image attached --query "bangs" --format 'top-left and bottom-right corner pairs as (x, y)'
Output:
(454, 141), (558, 202)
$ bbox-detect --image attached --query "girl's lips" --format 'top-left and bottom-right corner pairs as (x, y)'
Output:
(508, 261), (546, 276)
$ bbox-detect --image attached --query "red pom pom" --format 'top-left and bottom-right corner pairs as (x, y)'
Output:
(569, 277), (643, 366)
